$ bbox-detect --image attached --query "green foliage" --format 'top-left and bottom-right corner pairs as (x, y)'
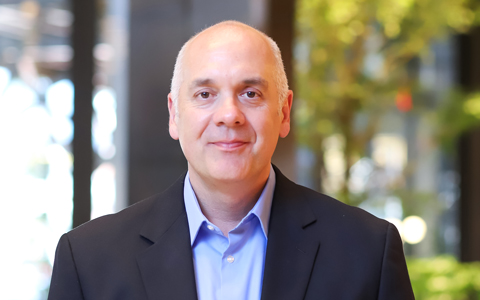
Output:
(295, 0), (480, 200)
(407, 256), (480, 299)
(434, 91), (480, 152)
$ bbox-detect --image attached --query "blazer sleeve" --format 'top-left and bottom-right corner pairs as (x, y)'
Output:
(377, 223), (415, 300)
(48, 234), (85, 300)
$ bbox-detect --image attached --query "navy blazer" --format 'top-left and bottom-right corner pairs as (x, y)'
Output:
(48, 166), (415, 299)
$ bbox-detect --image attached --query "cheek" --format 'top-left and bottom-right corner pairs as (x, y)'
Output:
(177, 111), (211, 142)
(252, 117), (280, 146)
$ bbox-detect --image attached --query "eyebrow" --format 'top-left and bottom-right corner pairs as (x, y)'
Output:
(242, 77), (269, 88)
(190, 78), (214, 90)
(189, 77), (269, 90)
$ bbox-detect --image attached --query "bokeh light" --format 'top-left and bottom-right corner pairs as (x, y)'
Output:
(403, 216), (428, 244)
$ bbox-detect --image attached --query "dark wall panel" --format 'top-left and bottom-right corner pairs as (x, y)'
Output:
(458, 27), (480, 262)
(128, 0), (296, 203)
(128, 0), (191, 203)
(191, 0), (250, 30)
(267, 0), (296, 181)
(459, 130), (480, 262)
(72, 0), (95, 227)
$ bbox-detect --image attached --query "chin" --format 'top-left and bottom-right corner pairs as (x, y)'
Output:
(208, 160), (253, 182)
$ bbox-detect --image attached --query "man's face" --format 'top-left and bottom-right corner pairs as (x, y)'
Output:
(168, 27), (292, 185)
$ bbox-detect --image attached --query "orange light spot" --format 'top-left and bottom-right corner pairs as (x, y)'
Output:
(396, 90), (412, 112)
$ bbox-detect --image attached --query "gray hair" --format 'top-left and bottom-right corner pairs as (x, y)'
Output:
(170, 21), (289, 114)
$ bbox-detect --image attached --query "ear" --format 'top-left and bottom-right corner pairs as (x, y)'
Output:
(279, 90), (293, 138)
(168, 93), (179, 140)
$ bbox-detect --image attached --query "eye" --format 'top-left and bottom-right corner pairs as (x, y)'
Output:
(246, 91), (257, 98)
(200, 92), (210, 99)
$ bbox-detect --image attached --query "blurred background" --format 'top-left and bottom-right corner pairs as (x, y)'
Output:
(0, 0), (479, 299)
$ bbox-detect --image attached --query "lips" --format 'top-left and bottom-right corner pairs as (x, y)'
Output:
(210, 140), (249, 150)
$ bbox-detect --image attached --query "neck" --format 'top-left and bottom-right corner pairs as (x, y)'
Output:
(188, 167), (270, 236)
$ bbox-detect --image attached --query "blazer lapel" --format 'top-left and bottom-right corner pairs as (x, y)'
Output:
(261, 167), (321, 300)
(136, 176), (198, 300)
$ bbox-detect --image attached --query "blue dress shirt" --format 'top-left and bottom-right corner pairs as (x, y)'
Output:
(183, 166), (276, 300)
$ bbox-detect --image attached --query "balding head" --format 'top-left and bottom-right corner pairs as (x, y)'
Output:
(170, 21), (289, 113)
(166, 20), (293, 190)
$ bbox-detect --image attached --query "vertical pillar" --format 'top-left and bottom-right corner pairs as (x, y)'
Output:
(459, 131), (480, 261)
(458, 27), (480, 262)
(72, 0), (95, 227)
(267, 0), (297, 181)
(128, 0), (191, 203)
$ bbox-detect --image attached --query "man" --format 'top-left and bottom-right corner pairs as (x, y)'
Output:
(48, 21), (415, 300)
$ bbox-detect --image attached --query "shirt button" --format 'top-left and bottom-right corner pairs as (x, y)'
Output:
(227, 255), (235, 263)
(207, 225), (214, 231)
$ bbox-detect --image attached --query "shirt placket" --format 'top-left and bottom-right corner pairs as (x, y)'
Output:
(219, 216), (257, 300)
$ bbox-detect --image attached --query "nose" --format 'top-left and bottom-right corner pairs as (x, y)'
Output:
(213, 96), (245, 126)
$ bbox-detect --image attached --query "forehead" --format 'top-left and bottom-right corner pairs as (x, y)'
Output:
(182, 26), (276, 85)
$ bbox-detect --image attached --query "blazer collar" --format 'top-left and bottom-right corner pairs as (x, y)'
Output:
(135, 166), (320, 300)
(261, 165), (320, 300)
(136, 174), (198, 300)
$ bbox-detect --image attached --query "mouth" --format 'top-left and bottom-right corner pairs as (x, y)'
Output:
(210, 140), (249, 151)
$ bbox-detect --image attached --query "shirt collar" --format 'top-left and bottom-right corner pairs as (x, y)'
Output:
(183, 165), (276, 246)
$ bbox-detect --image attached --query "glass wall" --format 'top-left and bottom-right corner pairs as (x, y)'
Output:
(0, 1), (73, 299)
(91, 0), (128, 220)
(0, 0), (128, 298)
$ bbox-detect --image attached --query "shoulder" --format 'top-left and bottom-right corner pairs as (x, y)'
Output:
(65, 173), (186, 246)
(66, 194), (159, 244)
(274, 166), (391, 239)
(302, 184), (388, 232)
(272, 168), (413, 299)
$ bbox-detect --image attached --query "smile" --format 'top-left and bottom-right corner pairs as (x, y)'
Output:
(211, 141), (249, 151)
